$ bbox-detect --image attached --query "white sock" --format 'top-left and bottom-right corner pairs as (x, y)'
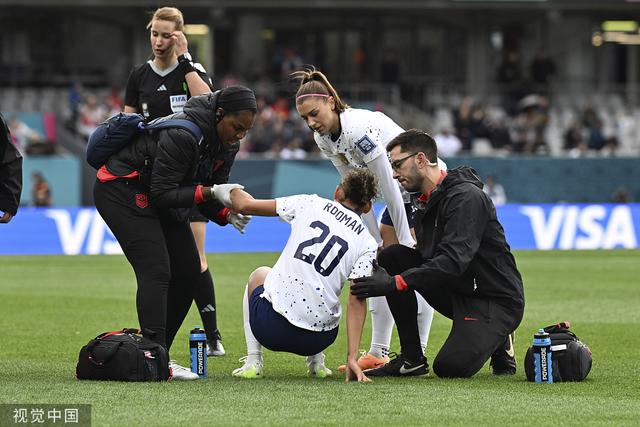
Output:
(416, 294), (434, 355)
(368, 296), (392, 359)
(242, 285), (262, 363)
(306, 352), (325, 366)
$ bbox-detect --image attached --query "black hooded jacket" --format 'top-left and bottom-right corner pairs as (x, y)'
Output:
(403, 166), (524, 305)
(104, 94), (238, 223)
(0, 114), (23, 216)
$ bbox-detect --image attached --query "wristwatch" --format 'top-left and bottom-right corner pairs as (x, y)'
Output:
(177, 52), (193, 64)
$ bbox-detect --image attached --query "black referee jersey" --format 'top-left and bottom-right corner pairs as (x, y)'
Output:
(124, 60), (213, 120)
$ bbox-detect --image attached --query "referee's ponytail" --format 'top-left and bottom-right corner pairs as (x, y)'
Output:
(147, 7), (184, 32)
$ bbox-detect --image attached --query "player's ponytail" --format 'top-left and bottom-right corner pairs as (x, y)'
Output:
(291, 66), (349, 113)
(341, 169), (378, 212)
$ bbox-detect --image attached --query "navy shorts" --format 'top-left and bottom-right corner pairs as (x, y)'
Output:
(380, 202), (416, 227)
(249, 285), (338, 356)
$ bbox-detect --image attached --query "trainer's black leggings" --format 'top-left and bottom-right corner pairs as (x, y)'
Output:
(94, 179), (200, 351)
(378, 244), (523, 378)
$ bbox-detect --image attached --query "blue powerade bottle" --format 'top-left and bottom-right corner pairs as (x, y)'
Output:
(533, 328), (553, 383)
(190, 327), (207, 378)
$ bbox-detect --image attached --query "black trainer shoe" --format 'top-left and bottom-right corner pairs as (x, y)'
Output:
(363, 353), (429, 377)
(490, 332), (516, 375)
(206, 330), (226, 357)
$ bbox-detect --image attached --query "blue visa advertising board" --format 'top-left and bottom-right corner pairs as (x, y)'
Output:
(1, 204), (638, 255)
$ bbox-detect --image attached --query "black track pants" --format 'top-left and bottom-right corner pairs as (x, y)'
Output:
(378, 244), (524, 378)
(94, 179), (200, 351)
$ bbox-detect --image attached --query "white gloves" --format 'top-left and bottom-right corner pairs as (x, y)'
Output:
(227, 211), (252, 234)
(210, 183), (250, 233)
(211, 183), (244, 208)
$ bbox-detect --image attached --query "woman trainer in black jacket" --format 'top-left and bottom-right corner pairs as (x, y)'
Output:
(94, 86), (257, 379)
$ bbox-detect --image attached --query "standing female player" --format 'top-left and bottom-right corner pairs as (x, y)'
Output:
(123, 7), (225, 357)
(291, 67), (446, 371)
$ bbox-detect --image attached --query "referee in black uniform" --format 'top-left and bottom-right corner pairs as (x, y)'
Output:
(123, 7), (226, 357)
(351, 129), (524, 378)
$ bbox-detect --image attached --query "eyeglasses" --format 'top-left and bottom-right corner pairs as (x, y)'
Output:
(390, 152), (419, 171)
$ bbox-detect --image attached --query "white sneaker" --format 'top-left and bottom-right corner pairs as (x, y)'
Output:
(232, 356), (263, 379)
(169, 360), (199, 381)
(306, 353), (332, 378)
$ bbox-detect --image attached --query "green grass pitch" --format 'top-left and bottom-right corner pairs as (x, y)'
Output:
(1, 250), (639, 426)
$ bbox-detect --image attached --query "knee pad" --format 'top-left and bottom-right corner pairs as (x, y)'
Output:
(378, 244), (423, 275)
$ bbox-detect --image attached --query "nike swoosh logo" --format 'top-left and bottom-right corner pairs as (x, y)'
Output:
(505, 334), (515, 358)
(399, 363), (424, 374)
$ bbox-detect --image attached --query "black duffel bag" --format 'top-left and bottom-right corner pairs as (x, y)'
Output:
(76, 328), (170, 381)
(525, 321), (592, 382)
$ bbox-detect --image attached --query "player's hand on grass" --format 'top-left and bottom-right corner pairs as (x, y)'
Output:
(227, 211), (251, 234)
(345, 357), (371, 383)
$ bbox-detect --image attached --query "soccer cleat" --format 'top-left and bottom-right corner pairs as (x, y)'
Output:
(337, 351), (390, 373)
(169, 360), (199, 381)
(307, 362), (333, 378)
(490, 332), (517, 375)
(232, 356), (263, 379)
(206, 330), (226, 357)
(306, 353), (333, 378)
(363, 353), (429, 377)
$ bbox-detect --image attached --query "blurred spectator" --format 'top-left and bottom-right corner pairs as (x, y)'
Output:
(497, 51), (524, 115)
(280, 138), (307, 160)
(453, 97), (476, 152)
(380, 49), (400, 83)
(280, 48), (304, 79)
(219, 73), (241, 88)
(563, 121), (586, 154)
(483, 175), (507, 206)
(611, 186), (633, 203)
(271, 96), (290, 119)
(106, 87), (124, 116)
(434, 126), (462, 158)
(31, 172), (51, 207)
(488, 118), (512, 151)
(581, 106), (606, 151)
(453, 97), (490, 152)
(77, 93), (108, 139)
(352, 46), (367, 80)
(529, 50), (557, 95)
(7, 117), (43, 154)
(263, 140), (285, 159)
(510, 95), (549, 154)
(600, 136), (620, 157)
(68, 80), (84, 131)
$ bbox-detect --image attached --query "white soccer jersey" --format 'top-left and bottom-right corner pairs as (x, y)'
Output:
(314, 108), (402, 168)
(314, 108), (447, 247)
(262, 194), (378, 332)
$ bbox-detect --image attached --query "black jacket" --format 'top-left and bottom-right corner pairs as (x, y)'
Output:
(105, 94), (238, 223)
(403, 166), (524, 305)
(0, 114), (23, 216)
